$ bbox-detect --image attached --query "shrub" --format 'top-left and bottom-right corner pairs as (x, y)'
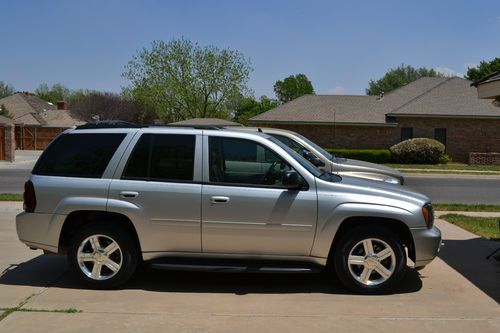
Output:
(390, 138), (445, 164)
(325, 149), (391, 164)
(439, 154), (451, 164)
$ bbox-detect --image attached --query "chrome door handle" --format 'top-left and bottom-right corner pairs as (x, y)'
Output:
(120, 191), (139, 199)
(210, 196), (230, 204)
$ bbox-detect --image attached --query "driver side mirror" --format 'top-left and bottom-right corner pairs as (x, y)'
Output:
(282, 170), (301, 190)
(302, 151), (325, 167)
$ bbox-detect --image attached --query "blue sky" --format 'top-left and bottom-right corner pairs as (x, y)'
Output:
(1, 0), (499, 98)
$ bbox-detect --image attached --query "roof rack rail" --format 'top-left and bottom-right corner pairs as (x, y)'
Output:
(76, 121), (143, 129)
(75, 121), (226, 130)
(148, 124), (223, 130)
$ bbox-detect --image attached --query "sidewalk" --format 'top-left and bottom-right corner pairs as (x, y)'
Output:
(398, 168), (500, 175)
(435, 210), (500, 218)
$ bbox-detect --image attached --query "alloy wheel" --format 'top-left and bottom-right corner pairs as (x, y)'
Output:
(77, 234), (123, 281)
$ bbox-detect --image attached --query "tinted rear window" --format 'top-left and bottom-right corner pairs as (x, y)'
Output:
(33, 133), (126, 178)
(122, 134), (196, 182)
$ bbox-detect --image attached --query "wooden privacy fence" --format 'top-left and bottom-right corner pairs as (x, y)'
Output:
(15, 126), (65, 150)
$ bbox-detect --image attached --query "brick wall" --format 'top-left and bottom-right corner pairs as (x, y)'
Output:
(254, 123), (399, 149)
(252, 117), (500, 163)
(396, 117), (500, 163)
(469, 152), (500, 165)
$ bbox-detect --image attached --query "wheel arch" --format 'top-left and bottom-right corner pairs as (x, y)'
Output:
(58, 210), (141, 255)
(326, 216), (416, 265)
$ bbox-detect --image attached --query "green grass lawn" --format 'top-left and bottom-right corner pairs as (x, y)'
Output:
(0, 193), (23, 201)
(433, 203), (500, 212)
(440, 214), (500, 240)
(386, 163), (500, 172)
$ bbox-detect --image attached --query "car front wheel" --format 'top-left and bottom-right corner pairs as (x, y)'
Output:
(68, 223), (138, 289)
(333, 226), (407, 294)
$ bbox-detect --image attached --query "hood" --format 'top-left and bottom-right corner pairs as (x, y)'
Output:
(323, 174), (430, 206)
(334, 158), (404, 179)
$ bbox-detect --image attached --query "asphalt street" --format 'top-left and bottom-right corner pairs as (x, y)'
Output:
(404, 174), (500, 204)
(1, 168), (499, 203)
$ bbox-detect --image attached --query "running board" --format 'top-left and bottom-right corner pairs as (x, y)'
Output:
(149, 258), (324, 274)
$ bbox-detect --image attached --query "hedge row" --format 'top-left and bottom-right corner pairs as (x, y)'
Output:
(325, 148), (392, 164)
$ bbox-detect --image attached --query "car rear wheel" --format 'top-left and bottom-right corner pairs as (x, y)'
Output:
(333, 226), (406, 294)
(68, 223), (139, 289)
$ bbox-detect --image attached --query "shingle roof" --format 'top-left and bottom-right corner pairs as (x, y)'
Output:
(170, 118), (242, 126)
(249, 77), (500, 125)
(0, 114), (13, 125)
(248, 94), (386, 124)
(388, 77), (500, 118)
(0, 93), (83, 127)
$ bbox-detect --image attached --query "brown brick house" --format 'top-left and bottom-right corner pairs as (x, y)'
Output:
(0, 93), (84, 150)
(249, 77), (500, 162)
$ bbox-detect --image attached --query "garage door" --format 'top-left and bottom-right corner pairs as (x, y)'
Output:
(0, 127), (5, 160)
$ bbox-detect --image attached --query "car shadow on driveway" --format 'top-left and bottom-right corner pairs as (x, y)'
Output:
(1, 254), (423, 295)
(438, 238), (500, 303)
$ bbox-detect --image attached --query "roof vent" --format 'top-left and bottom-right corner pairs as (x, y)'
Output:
(377, 91), (385, 100)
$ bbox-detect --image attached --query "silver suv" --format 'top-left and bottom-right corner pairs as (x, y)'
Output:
(16, 122), (441, 294)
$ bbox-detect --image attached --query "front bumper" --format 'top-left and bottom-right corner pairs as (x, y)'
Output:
(410, 225), (442, 268)
(16, 211), (66, 253)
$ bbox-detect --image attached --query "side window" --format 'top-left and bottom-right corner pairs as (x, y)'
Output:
(209, 137), (294, 187)
(33, 133), (126, 178)
(122, 134), (196, 182)
(434, 128), (447, 146)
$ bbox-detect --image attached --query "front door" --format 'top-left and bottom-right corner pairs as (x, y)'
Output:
(201, 135), (317, 256)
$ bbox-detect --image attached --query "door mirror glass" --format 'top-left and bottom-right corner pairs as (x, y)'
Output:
(282, 170), (301, 189)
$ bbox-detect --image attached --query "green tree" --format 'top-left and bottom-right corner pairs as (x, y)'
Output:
(234, 95), (278, 125)
(273, 74), (314, 103)
(0, 81), (15, 99)
(465, 58), (500, 81)
(366, 64), (444, 96)
(35, 83), (72, 104)
(0, 104), (12, 118)
(123, 38), (252, 122)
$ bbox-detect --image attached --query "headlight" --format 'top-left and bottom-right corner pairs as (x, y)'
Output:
(422, 203), (434, 228)
(384, 177), (400, 185)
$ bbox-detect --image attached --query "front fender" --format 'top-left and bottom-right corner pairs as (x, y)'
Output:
(310, 202), (415, 258)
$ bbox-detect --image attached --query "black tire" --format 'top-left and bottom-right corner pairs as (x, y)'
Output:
(68, 222), (139, 289)
(333, 225), (406, 294)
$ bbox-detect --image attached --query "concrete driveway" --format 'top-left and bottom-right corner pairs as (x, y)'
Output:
(0, 202), (499, 332)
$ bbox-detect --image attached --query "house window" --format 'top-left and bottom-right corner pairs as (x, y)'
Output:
(434, 128), (447, 146)
(401, 127), (413, 141)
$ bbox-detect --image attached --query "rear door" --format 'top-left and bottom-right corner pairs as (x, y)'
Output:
(108, 130), (202, 253)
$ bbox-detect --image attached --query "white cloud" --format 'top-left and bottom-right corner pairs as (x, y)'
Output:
(327, 86), (347, 95)
(434, 67), (464, 78)
(463, 63), (478, 70)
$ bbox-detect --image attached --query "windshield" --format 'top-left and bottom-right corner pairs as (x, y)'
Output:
(267, 136), (323, 178)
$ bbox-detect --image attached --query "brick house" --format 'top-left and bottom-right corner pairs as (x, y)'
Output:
(0, 92), (84, 150)
(249, 77), (500, 162)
